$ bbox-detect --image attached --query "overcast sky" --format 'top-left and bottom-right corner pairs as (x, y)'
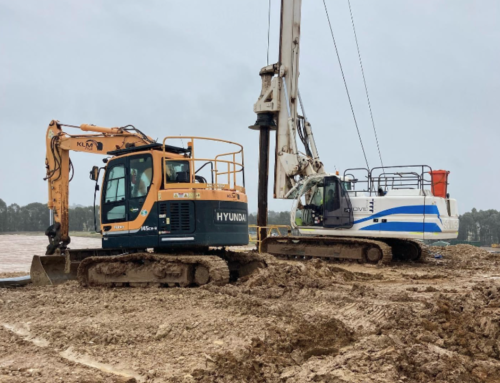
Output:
(1, 0), (499, 214)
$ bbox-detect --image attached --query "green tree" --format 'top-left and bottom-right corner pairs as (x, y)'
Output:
(457, 208), (500, 245)
(6, 203), (21, 231)
(0, 199), (7, 232)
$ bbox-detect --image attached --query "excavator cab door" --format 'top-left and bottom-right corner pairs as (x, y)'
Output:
(101, 157), (130, 247)
(323, 176), (354, 229)
(128, 154), (153, 222)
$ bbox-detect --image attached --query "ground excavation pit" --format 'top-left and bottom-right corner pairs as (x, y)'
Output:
(1, 241), (500, 382)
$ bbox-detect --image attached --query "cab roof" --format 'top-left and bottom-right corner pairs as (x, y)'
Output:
(107, 143), (191, 157)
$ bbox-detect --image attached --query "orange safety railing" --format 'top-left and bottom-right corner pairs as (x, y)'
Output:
(162, 136), (245, 192)
(248, 225), (291, 252)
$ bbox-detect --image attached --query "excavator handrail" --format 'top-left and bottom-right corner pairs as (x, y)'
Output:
(162, 136), (245, 190)
(162, 136), (244, 151)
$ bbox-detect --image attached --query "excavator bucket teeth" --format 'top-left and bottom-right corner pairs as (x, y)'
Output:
(30, 255), (76, 286)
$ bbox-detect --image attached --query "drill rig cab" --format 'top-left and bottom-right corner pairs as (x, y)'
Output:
(32, 120), (257, 287)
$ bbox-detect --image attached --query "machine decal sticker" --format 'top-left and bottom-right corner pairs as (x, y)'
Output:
(173, 192), (200, 199)
(140, 210), (148, 216)
(214, 210), (247, 224)
(76, 139), (103, 151)
(360, 222), (442, 233)
(140, 226), (157, 232)
(353, 205), (441, 225)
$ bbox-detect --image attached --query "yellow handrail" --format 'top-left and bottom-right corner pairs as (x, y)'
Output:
(162, 136), (245, 191)
(248, 225), (291, 253)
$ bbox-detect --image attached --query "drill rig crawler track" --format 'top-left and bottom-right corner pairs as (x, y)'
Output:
(262, 236), (430, 264)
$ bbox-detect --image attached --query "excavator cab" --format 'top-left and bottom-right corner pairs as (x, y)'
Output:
(98, 137), (249, 251)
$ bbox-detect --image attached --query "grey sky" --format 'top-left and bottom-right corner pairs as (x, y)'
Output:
(1, 0), (498, 214)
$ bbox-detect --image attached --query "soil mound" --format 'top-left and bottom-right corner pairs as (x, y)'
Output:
(429, 244), (500, 269)
(240, 257), (381, 288)
(192, 317), (354, 382)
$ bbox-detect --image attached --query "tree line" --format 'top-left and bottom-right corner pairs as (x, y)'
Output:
(0, 199), (99, 233)
(458, 208), (500, 246)
(1, 198), (499, 245)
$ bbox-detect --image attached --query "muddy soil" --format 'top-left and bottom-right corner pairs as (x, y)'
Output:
(1, 244), (500, 382)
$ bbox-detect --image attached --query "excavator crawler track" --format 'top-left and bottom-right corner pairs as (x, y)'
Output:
(262, 236), (428, 264)
(77, 253), (230, 288)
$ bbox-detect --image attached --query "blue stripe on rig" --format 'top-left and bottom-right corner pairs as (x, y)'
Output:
(360, 222), (442, 233)
(353, 205), (441, 225)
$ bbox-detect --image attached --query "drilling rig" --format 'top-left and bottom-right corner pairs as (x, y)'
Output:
(250, 0), (459, 263)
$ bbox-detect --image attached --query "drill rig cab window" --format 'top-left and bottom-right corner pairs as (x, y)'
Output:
(296, 176), (354, 229)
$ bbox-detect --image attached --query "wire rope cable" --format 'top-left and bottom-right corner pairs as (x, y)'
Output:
(322, 0), (370, 169)
(347, 0), (384, 168)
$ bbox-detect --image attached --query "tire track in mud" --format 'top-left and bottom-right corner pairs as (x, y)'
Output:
(2, 322), (144, 382)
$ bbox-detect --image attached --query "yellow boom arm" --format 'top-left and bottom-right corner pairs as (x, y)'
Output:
(44, 120), (154, 254)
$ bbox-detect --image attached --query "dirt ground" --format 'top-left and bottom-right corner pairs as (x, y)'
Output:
(1, 244), (500, 382)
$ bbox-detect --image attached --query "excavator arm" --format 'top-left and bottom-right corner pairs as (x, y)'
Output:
(44, 119), (154, 254)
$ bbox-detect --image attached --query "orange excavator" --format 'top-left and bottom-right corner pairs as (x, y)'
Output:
(30, 120), (263, 287)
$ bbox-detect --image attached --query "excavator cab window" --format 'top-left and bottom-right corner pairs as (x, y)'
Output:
(102, 154), (154, 224)
(128, 154), (153, 221)
(130, 156), (153, 199)
(103, 163), (127, 222)
(165, 160), (191, 184)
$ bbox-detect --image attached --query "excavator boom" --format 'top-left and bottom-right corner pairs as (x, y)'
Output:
(44, 120), (153, 254)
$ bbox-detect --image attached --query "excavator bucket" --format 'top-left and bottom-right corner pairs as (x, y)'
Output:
(30, 255), (76, 286)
